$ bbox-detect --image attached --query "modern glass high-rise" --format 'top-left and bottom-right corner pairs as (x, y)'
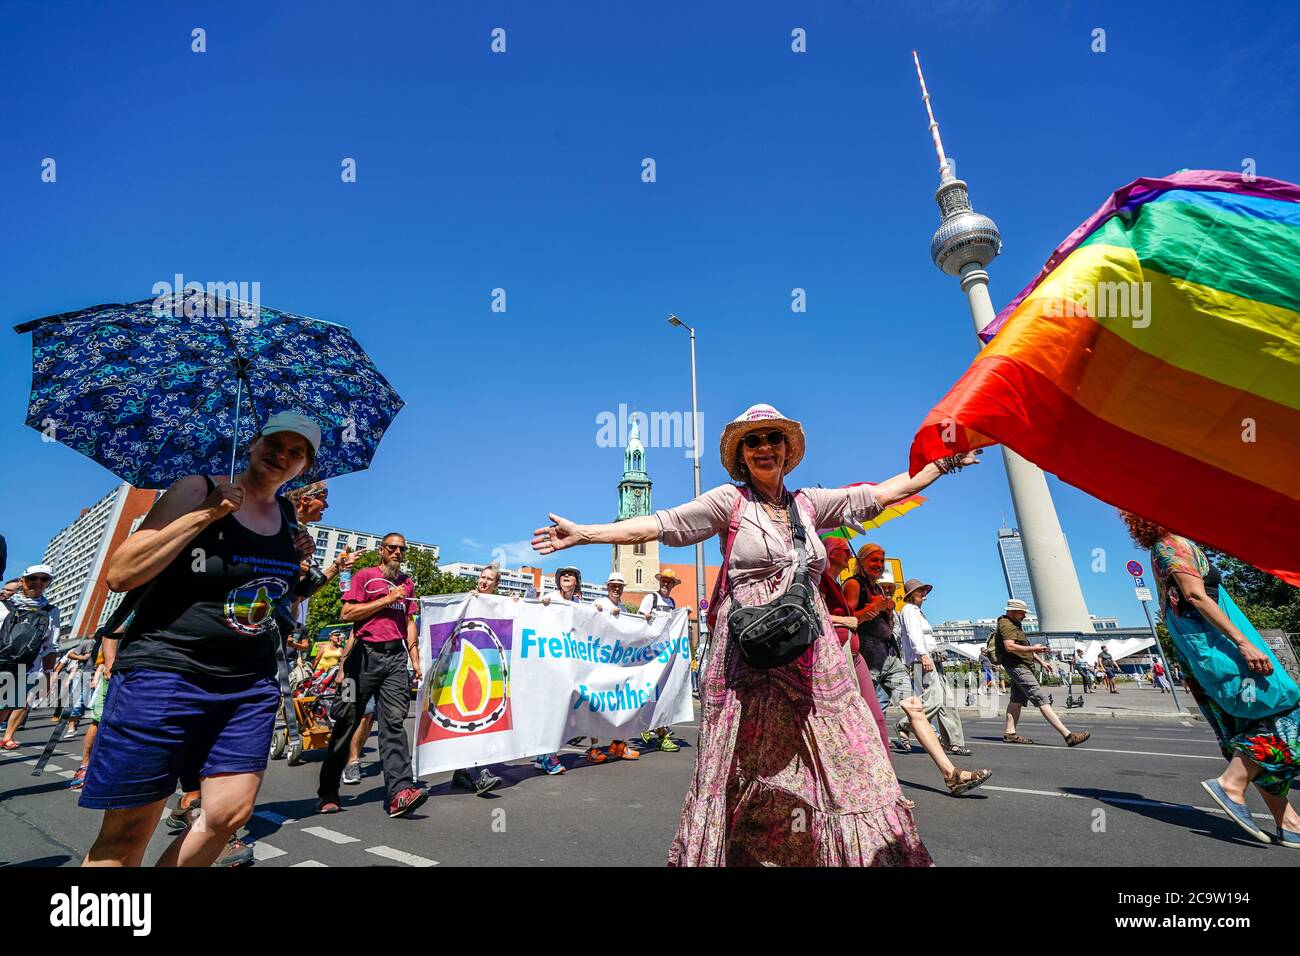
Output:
(997, 527), (1037, 615)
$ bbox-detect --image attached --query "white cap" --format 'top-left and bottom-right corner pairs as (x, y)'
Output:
(605, 572), (626, 586)
(878, 568), (896, 585)
(22, 564), (55, 579)
(262, 411), (322, 453)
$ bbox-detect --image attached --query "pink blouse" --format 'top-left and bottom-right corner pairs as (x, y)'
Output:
(655, 483), (882, 596)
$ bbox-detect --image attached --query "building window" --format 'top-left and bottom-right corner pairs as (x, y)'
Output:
(635, 566), (643, 584)
(633, 542), (646, 556)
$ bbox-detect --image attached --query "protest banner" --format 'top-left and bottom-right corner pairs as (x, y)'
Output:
(412, 592), (693, 776)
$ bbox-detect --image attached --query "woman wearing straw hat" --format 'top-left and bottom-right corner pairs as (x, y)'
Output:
(533, 403), (978, 866)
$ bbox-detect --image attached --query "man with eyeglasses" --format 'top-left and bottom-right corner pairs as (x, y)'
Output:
(1, 565), (61, 751)
(317, 533), (427, 818)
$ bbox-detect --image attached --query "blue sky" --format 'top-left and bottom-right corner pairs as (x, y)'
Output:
(2, 1), (1297, 626)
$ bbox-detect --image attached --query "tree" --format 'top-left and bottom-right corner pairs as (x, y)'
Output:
(1204, 548), (1300, 634)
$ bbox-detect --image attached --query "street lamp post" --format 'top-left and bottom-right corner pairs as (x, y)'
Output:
(668, 314), (707, 649)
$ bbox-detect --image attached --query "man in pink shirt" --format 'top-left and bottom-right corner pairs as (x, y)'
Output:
(317, 533), (426, 818)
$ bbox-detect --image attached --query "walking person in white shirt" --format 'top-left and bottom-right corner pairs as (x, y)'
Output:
(589, 572), (640, 762)
(896, 578), (970, 756)
(636, 570), (681, 753)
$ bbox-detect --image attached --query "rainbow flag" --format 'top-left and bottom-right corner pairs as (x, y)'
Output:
(909, 170), (1300, 586)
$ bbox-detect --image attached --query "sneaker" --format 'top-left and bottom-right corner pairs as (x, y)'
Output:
(586, 747), (608, 764)
(214, 837), (255, 867)
(657, 735), (680, 753)
(451, 768), (476, 790)
(166, 797), (201, 833)
(639, 731), (656, 745)
(533, 753), (565, 775)
(607, 740), (639, 760)
(62, 729), (77, 740)
(388, 786), (428, 818)
(68, 766), (87, 791)
(472, 768), (502, 795)
(1276, 826), (1300, 848)
(341, 761), (362, 786)
(566, 736), (586, 747)
(315, 795), (342, 814)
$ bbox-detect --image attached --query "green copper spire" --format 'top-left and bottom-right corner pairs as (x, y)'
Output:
(617, 411), (652, 520)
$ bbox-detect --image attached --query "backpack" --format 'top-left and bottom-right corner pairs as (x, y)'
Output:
(0, 600), (53, 665)
(984, 629), (1002, 667)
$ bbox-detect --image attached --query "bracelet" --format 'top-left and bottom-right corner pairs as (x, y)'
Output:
(934, 454), (966, 475)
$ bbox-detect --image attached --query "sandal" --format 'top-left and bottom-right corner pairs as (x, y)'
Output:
(945, 767), (993, 796)
(1002, 734), (1035, 745)
(893, 733), (911, 753)
(1, 740), (20, 751)
(948, 746), (972, 757)
(897, 796), (916, 810)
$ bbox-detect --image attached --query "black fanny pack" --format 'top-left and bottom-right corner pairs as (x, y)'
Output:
(728, 496), (820, 669)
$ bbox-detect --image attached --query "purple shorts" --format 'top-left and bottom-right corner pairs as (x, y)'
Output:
(79, 667), (278, 810)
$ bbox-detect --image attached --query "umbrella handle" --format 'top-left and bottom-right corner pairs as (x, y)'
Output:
(229, 373), (244, 483)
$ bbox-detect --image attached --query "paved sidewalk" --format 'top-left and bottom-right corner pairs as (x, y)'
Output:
(947, 679), (1200, 721)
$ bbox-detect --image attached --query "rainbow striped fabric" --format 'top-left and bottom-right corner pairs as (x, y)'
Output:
(910, 170), (1300, 586)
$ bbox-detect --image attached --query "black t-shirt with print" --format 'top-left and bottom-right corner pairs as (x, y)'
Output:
(114, 478), (301, 679)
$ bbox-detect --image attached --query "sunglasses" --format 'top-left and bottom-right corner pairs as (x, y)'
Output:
(25, 576), (52, 584)
(742, 430), (786, 450)
(382, 544), (408, 553)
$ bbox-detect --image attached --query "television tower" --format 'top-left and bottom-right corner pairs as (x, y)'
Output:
(913, 52), (1093, 635)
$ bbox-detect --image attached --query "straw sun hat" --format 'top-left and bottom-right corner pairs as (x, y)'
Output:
(719, 404), (806, 482)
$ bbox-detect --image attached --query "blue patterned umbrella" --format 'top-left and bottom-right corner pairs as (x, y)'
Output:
(13, 290), (404, 488)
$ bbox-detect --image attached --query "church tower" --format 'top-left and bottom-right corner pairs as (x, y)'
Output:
(612, 413), (660, 594)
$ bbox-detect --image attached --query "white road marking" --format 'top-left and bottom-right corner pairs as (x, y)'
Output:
(982, 785), (1272, 820)
(252, 842), (286, 861)
(290, 859), (328, 867)
(365, 845), (438, 866)
(301, 826), (360, 844)
(1181, 720), (1194, 727)
(980, 741), (1220, 760)
(55, 769), (77, 778)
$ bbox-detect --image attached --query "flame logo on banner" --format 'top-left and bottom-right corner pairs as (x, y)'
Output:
(453, 640), (492, 718)
(420, 618), (512, 741)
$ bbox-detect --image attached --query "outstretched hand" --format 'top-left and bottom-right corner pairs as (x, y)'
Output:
(532, 514), (582, 555)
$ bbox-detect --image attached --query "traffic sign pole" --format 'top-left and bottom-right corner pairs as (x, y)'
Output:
(1138, 593), (1188, 716)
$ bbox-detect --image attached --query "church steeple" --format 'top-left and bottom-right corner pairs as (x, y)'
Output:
(612, 410), (659, 588)
(623, 413), (647, 478)
(617, 411), (652, 520)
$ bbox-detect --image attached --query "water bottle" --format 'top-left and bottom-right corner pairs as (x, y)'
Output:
(338, 548), (353, 592)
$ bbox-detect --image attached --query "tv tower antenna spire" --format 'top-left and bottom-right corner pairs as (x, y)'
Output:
(911, 52), (1094, 636)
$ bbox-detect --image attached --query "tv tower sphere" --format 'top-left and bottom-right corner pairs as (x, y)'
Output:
(930, 178), (1002, 276)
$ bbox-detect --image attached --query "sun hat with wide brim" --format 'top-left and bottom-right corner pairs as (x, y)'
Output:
(655, 569), (680, 584)
(901, 578), (933, 601)
(719, 404), (806, 482)
(1005, 598), (1030, 614)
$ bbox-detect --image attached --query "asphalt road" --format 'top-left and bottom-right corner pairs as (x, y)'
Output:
(1, 703), (1294, 867)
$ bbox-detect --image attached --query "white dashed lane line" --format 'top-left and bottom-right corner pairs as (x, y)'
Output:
(365, 845), (439, 867)
(290, 860), (329, 867)
(252, 842), (287, 861)
(977, 741), (1220, 760)
(982, 785), (1273, 820)
(301, 826), (360, 844)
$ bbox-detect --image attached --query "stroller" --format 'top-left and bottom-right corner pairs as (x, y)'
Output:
(271, 663), (340, 765)
(270, 626), (349, 766)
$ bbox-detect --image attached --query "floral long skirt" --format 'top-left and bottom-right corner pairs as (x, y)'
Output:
(667, 589), (932, 867)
